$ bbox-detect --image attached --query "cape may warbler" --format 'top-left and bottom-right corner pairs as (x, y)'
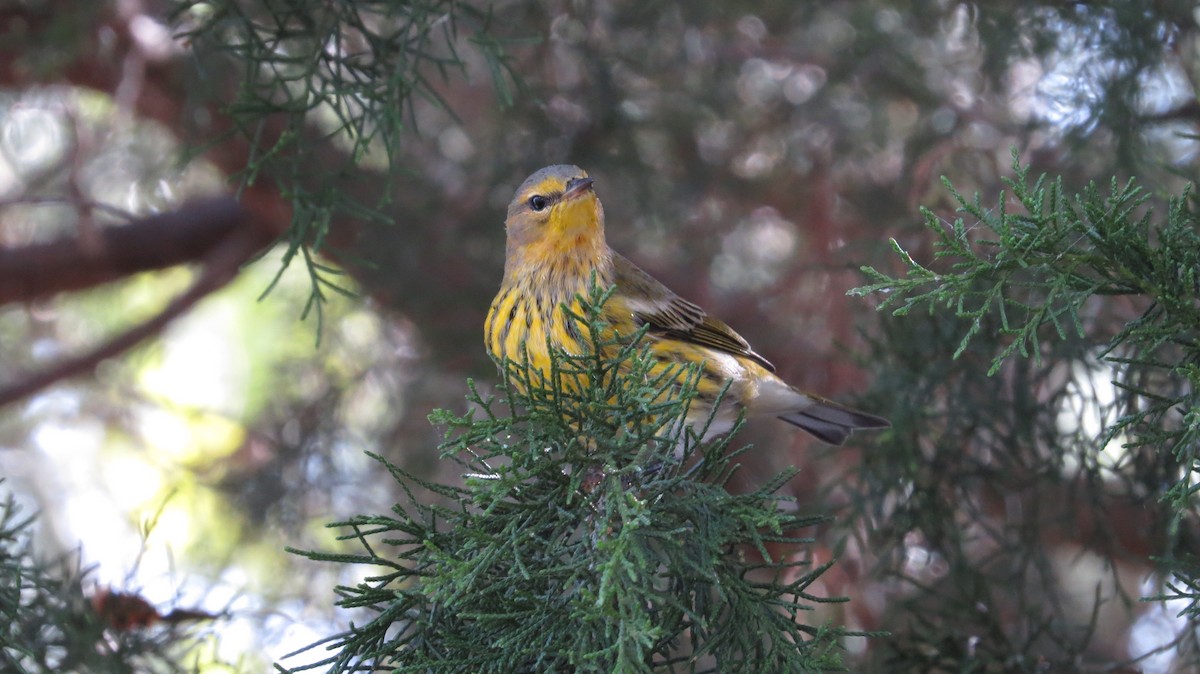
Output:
(485, 165), (889, 445)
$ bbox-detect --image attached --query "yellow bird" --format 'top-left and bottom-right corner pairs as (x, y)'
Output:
(485, 165), (889, 445)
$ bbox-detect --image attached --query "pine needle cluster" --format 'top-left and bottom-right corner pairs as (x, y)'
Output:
(285, 285), (847, 673)
(0, 487), (206, 674)
(172, 0), (527, 326)
(848, 151), (1200, 669)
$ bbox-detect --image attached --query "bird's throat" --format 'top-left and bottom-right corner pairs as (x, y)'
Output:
(509, 233), (610, 294)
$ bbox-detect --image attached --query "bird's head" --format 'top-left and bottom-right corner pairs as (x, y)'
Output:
(503, 165), (606, 270)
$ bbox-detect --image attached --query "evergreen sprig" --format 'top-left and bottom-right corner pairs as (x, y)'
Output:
(851, 151), (1200, 619)
(283, 284), (847, 673)
(0, 486), (209, 674)
(171, 0), (531, 327)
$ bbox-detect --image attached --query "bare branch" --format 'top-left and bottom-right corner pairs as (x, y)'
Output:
(0, 197), (255, 303)
(0, 199), (272, 407)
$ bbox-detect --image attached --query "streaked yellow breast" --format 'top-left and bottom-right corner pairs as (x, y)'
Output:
(485, 280), (766, 427)
(485, 282), (586, 379)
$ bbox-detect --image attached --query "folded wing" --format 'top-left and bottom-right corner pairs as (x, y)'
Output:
(612, 253), (775, 372)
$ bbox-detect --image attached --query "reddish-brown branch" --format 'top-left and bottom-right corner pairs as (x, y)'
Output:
(0, 199), (272, 407)
(0, 5), (299, 405)
(0, 197), (251, 304)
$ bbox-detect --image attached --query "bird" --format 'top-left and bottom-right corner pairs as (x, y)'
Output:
(484, 164), (889, 445)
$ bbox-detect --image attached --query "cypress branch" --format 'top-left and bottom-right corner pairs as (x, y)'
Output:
(0, 484), (218, 673)
(284, 283), (849, 673)
(850, 150), (1200, 666)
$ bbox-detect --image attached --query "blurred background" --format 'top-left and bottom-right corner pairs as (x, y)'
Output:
(1, 1), (1198, 671)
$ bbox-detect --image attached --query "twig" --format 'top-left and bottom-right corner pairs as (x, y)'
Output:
(0, 201), (266, 407)
(0, 197), (254, 303)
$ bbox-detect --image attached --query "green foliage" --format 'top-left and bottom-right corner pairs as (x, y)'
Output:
(863, 156), (1173, 370)
(283, 286), (847, 673)
(854, 151), (1199, 517)
(0, 487), (207, 673)
(848, 152), (1200, 668)
(172, 0), (530, 326)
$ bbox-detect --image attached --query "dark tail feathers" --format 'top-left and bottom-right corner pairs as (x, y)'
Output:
(778, 401), (890, 446)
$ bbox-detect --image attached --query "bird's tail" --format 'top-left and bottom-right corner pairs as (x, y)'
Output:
(778, 399), (890, 446)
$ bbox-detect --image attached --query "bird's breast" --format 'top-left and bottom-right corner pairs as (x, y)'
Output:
(486, 262), (612, 381)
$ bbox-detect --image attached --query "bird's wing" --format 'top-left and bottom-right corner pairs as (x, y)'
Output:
(612, 253), (776, 372)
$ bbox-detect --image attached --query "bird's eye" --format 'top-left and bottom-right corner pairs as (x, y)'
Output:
(529, 195), (549, 212)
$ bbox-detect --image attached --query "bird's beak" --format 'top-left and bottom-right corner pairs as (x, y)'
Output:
(562, 177), (595, 201)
